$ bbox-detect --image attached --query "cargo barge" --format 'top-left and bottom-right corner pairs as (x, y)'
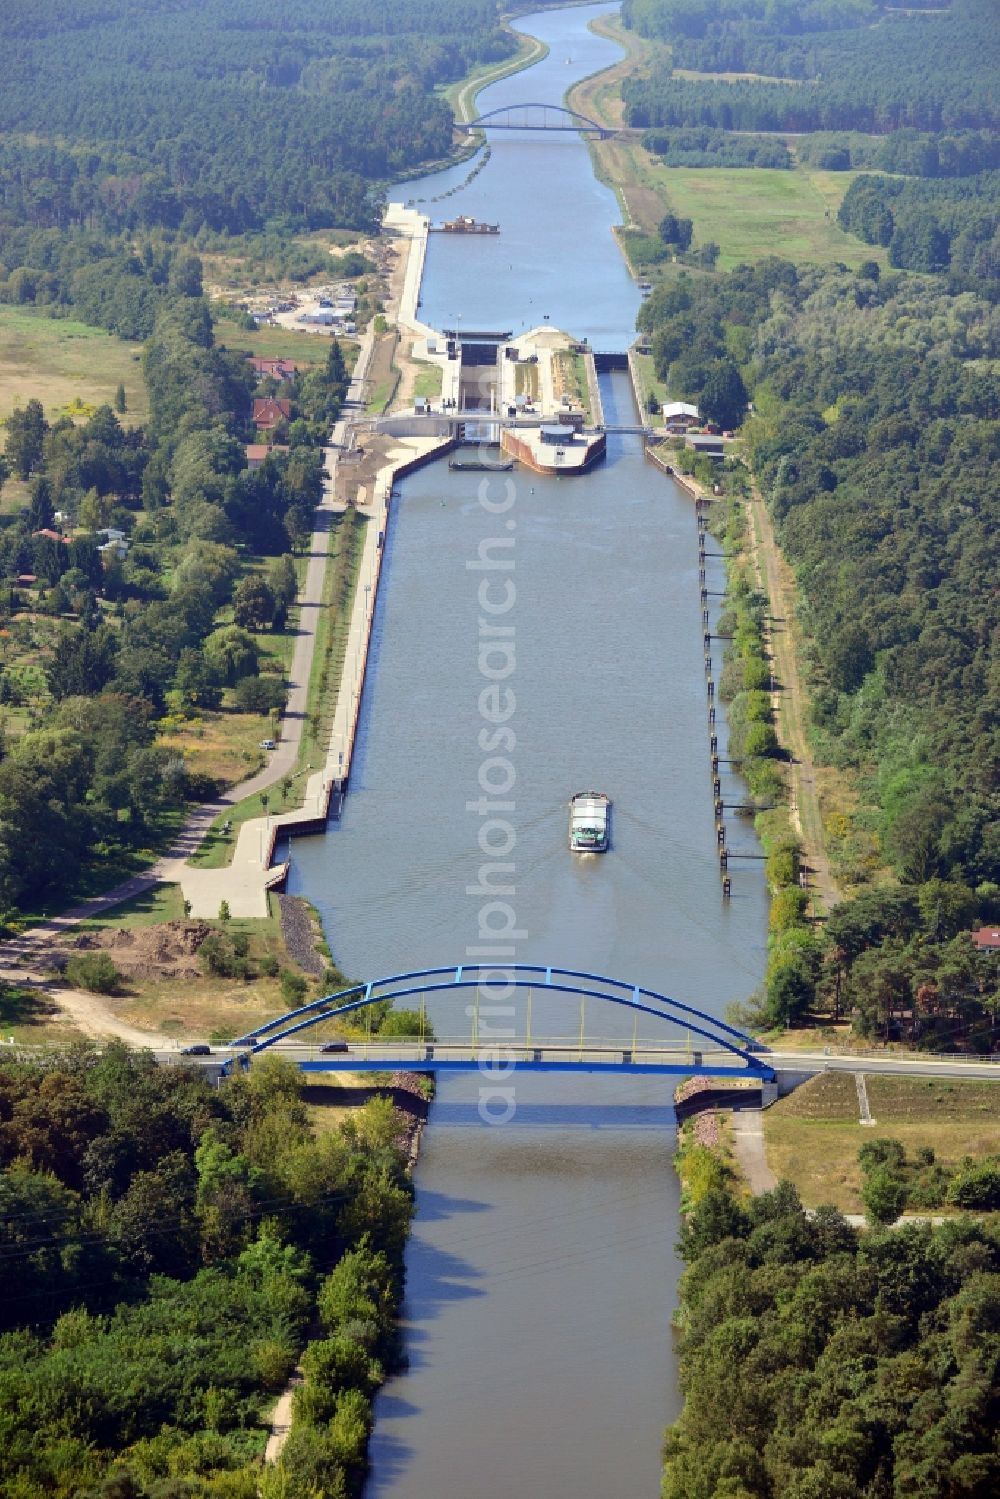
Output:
(435, 215), (500, 234)
(569, 792), (611, 853)
(448, 457), (514, 472)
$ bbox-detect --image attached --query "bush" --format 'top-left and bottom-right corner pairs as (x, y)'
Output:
(378, 1008), (432, 1039)
(769, 886), (809, 932)
(859, 1138), (907, 1173)
(233, 673), (287, 714)
(766, 841), (800, 888)
(742, 690), (772, 723)
(65, 951), (121, 994)
(742, 655), (771, 691)
(862, 1166), (908, 1226)
(947, 1158), (1000, 1210)
(280, 971), (308, 1006)
(743, 721), (780, 758)
(199, 933), (250, 980)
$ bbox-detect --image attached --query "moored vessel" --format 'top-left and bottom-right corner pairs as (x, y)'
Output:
(436, 215), (500, 234)
(569, 791), (610, 852)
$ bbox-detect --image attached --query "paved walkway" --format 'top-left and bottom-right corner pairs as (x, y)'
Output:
(729, 1108), (778, 1194)
(175, 430), (450, 917)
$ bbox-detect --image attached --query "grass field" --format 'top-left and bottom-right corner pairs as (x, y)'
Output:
(411, 361), (443, 401)
(610, 146), (887, 270)
(156, 706), (275, 791)
(217, 322), (358, 369)
(77, 884), (187, 931)
(0, 306), (148, 425)
(632, 351), (670, 414)
(570, 12), (885, 273)
(763, 1073), (1000, 1212)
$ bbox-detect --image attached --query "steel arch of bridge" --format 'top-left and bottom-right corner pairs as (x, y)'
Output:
(459, 104), (612, 138)
(229, 964), (772, 1078)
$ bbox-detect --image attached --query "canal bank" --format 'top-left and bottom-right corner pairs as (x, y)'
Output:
(284, 7), (770, 1495)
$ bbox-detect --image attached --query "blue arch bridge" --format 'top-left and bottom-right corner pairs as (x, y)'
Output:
(457, 104), (614, 139)
(223, 965), (775, 1081)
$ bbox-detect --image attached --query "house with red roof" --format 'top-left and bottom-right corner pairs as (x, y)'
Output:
(971, 927), (1000, 952)
(246, 443), (290, 470)
(248, 357), (299, 380)
(252, 397), (292, 431)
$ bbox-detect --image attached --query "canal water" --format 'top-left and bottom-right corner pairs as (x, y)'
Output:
(287, 6), (769, 1495)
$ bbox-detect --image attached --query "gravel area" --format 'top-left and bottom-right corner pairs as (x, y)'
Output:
(277, 895), (326, 976)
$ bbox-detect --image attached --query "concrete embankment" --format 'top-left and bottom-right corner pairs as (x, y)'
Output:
(174, 216), (452, 918)
(584, 350), (604, 427)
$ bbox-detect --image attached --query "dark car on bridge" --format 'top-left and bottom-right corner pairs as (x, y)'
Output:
(180, 1044), (211, 1056)
(320, 1040), (349, 1054)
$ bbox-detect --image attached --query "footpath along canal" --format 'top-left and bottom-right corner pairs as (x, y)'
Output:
(287, 5), (770, 1494)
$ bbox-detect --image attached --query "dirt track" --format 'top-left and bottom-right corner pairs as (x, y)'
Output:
(747, 487), (840, 913)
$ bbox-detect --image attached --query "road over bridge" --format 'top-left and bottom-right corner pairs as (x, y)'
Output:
(192, 965), (1000, 1088)
(457, 103), (614, 138)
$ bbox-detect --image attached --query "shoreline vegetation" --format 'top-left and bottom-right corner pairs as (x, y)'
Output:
(607, 2), (998, 1060)
(667, 1094), (1000, 1497)
(0, 1042), (429, 1498)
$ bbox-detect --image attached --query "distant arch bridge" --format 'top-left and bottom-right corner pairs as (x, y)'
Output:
(223, 964), (774, 1079)
(457, 104), (613, 139)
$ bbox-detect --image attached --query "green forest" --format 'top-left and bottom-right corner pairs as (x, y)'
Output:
(0, 1045), (416, 1496)
(0, 0), (515, 236)
(622, 1), (998, 133)
(638, 255), (998, 1044)
(662, 1174), (1000, 1497)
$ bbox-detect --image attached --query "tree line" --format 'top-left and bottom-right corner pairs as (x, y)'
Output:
(838, 172), (1000, 280)
(0, 1043), (415, 1496)
(639, 257), (998, 1046)
(661, 1163), (1000, 1497)
(622, 0), (997, 135)
(641, 127), (792, 169)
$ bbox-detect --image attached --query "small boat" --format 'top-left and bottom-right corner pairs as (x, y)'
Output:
(448, 457), (514, 472)
(569, 791), (611, 853)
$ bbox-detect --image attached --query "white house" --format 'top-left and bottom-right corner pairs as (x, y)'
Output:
(662, 401), (700, 432)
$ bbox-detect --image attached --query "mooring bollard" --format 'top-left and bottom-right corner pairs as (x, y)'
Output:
(715, 799), (724, 820)
(722, 875), (732, 897)
(719, 848), (728, 870)
(710, 733), (718, 753)
(717, 825), (726, 846)
(707, 679), (714, 699)
(709, 705), (716, 724)
(713, 777), (721, 798)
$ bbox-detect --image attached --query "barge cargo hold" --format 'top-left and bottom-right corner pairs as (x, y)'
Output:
(569, 791), (611, 853)
(448, 457), (514, 472)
